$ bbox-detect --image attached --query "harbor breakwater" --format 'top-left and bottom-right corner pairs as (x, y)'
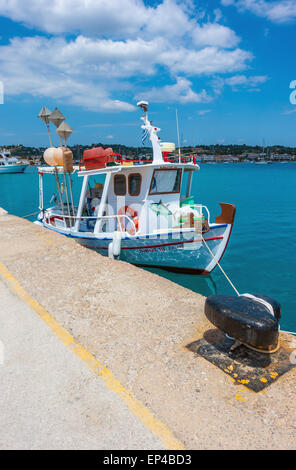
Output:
(0, 209), (295, 449)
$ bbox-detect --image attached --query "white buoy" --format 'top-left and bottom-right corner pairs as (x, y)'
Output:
(43, 147), (59, 166)
(112, 231), (122, 258)
(108, 242), (114, 259)
(108, 231), (122, 259)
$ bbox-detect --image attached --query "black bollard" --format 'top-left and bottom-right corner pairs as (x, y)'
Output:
(205, 294), (281, 353)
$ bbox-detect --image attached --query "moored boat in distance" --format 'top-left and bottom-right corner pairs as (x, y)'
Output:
(35, 102), (236, 275)
(0, 150), (28, 174)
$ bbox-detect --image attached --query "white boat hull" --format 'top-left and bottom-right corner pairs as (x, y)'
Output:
(37, 220), (233, 274)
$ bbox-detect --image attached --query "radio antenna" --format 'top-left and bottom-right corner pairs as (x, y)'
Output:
(176, 109), (181, 163)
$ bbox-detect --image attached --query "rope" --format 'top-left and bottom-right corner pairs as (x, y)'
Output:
(202, 236), (240, 296)
(21, 211), (40, 219)
(202, 235), (296, 336)
(240, 293), (275, 317)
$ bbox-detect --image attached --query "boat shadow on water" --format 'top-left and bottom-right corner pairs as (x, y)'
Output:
(142, 266), (218, 298)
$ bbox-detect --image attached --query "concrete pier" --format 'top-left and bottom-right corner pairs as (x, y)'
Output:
(0, 211), (295, 450)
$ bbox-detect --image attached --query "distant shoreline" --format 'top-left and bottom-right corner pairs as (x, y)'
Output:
(1, 143), (295, 165)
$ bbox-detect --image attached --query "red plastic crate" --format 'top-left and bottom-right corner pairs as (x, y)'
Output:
(81, 147), (115, 170)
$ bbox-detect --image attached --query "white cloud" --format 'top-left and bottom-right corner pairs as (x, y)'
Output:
(0, 0), (149, 36)
(225, 74), (269, 87)
(0, 0), (198, 38)
(198, 109), (212, 115)
(214, 8), (223, 22)
(0, 0), (244, 48)
(192, 23), (240, 48)
(210, 75), (269, 96)
(161, 46), (252, 75)
(0, 34), (253, 108)
(282, 108), (296, 114)
(209, 74), (269, 95)
(144, 0), (194, 39)
(0, 0), (255, 108)
(0, 36), (136, 111)
(135, 77), (211, 104)
(221, 0), (296, 24)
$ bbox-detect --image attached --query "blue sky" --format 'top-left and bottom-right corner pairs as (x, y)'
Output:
(0, 0), (295, 147)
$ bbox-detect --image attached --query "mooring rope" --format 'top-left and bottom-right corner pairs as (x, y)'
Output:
(202, 236), (240, 296)
(21, 211), (40, 219)
(202, 235), (296, 336)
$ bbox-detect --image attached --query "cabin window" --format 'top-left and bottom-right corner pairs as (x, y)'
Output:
(114, 174), (126, 195)
(128, 173), (142, 196)
(149, 169), (182, 195)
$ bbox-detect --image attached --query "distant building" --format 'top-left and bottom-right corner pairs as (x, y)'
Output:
(247, 153), (260, 160)
(201, 154), (215, 162)
(270, 153), (294, 161)
(214, 155), (240, 163)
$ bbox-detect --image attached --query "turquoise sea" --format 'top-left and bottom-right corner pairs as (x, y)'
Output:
(1, 163), (295, 332)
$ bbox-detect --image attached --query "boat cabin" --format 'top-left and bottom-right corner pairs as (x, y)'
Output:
(36, 101), (235, 274)
(38, 101), (207, 239)
(38, 155), (202, 239)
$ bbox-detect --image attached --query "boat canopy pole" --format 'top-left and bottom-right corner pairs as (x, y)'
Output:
(186, 170), (193, 198)
(74, 175), (89, 231)
(94, 172), (111, 233)
(38, 171), (44, 211)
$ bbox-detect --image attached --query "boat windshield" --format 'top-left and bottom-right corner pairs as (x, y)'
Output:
(149, 169), (182, 195)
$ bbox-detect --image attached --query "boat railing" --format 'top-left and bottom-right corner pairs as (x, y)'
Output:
(202, 205), (210, 224)
(185, 204), (210, 224)
(79, 154), (197, 169)
(115, 155), (197, 165)
(43, 210), (138, 236)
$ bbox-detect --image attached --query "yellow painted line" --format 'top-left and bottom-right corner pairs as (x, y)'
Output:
(0, 262), (184, 450)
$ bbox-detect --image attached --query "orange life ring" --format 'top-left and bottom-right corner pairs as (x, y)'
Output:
(118, 206), (139, 235)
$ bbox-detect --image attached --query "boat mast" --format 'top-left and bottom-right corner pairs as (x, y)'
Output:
(176, 108), (181, 163)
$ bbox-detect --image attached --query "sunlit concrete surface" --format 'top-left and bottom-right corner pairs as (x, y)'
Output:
(0, 211), (295, 449)
(0, 280), (164, 450)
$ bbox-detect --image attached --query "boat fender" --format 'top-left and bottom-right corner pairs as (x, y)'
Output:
(204, 294), (281, 353)
(108, 242), (114, 259)
(112, 231), (122, 258)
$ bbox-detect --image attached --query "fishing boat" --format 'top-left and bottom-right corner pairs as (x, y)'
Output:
(35, 102), (236, 274)
(0, 150), (28, 174)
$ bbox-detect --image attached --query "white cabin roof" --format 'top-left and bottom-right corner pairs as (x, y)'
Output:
(38, 161), (199, 176)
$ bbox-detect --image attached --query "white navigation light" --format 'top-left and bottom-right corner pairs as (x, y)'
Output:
(137, 100), (149, 113)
